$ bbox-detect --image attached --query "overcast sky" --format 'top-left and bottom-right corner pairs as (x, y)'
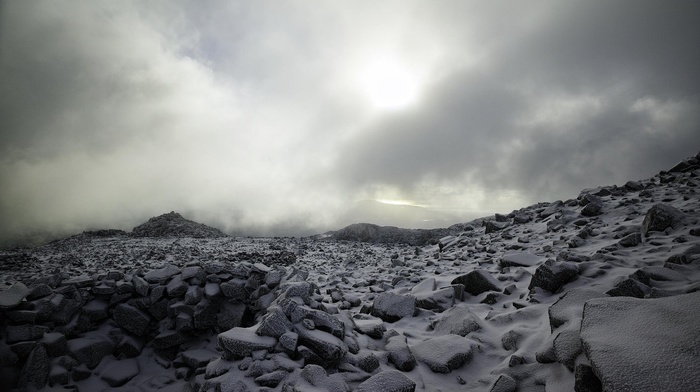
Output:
(1, 1), (699, 241)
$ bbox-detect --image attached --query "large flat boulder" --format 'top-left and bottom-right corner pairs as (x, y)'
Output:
(581, 291), (700, 392)
(411, 334), (472, 373)
(218, 327), (277, 358)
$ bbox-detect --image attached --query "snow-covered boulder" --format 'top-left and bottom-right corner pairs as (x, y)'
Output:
(371, 292), (416, 322)
(354, 369), (416, 392)
(411, 334), (472, 373)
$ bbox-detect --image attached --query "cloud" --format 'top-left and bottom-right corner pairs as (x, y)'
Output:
(1, 1), (699, 245)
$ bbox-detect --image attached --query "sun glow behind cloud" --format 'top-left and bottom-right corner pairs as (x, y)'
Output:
(358, 56), (422, 110)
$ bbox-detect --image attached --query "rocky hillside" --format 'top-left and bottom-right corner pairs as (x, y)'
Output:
(0, 152), (699, 391)
(327, 222), (475, 246)
(131, 212), (228, 239)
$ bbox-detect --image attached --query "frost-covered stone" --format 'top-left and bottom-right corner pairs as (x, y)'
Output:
(581, 291), (700, 392)
(143, 264), (180, 283)
(354, 370), (416, 392)
(353, 316), (386, 339)
(257, 307), (293, 339)
(18, 345), (49, 389)
(642, 204), (684, 237)
(490, 374), (517, 392)
(412, 335), (472, 373)
(554, 329), (582, 371)
(181, 349), (219, 369)
(101, 358), (139, 387)
(218, 327), (277, 358)
(432, 306), (481, 336)
(605, 277), (649, 298)
(6, 325), (50, 344)
(296, 325), (348, 362)
(371, 292), (416, 322)
(528, 261), (579, 293)
(499, 252), (543, 268)
(451, 269), (500, 295)
(152, 330), (189, 350)
(548, 289), (606, 331)
(113, 303), (151, 336)
(386, 335), (416, 372)
(67, 337), (115, 368)
(0, 282), (29, 308)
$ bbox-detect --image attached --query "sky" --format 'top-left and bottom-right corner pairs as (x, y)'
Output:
(1, 1), (699, 243)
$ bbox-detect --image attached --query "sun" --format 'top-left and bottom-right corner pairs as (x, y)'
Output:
(359, 57), (420, 110)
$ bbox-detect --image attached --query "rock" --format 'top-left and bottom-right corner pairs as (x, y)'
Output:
(411, 334), (472, 373)
(101, 358), (139, 387)
(40, 332), (67, 357)
(499, 252), (543, 268)
(304, 308), (345, 339)
(371, 292), (416, 322)
(501, 330), (522, 351)
(486, 220), (510, 233)
(220, 279), (248, 301)
(581, 201), (603, 217)
(548, 289), (606, 331)
(353, 316), (386, 339)
(432, 306), (481, 336)
(18, 345), (49, 389)
(184, 286), (203, 305)
(490, 374), (517, 392)
(618, 232), (642, 247)
(257, 308), (294, 339)
(0, 282), (29, 308)
(6, 325), (50, 344)
(540, 200), (563, 218)
(67, 337), (115, 368)
(296, 326), (348, 362)
(574, 364), (602, 392)
(166, 275), (189, 298)
(152, 330), (189, 350)
(386, 335), (416, 372)
(255, 369), (288, 387)
(528, 261), (579, 293)
(642, 204), (684, 237)
(279, 331), (298, 351)
(451, 269), (500, 296)
(218, 327), (277, 359)
(553, 329), (582, 371)
(143, 264), (181, 284)
(113, 303), (151, 336)
(413, 287), (457, 312)
(218, 301), (246, 330)
(356, 352), (380, 373)
(580, 292), (700, 392)
(605, 278), (649, 298)
(181, 349), (219, 369)
(354, 370), (416, 392)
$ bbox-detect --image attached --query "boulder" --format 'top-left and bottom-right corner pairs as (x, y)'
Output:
(385, 335), (416, 372)
(353, 316), (386, 339)
(18, 345), (49, 389)
(574, 364), (602, 392)
(432, 306), (481, 336)
(371, 292), (416, 322)
(580, 292), (700, 392)
(101, 358), (139, 387)
(218, 327), (277, 359)
(548, 289), (606, 331)
(0, 282), (29, 308)
(295, 326), (348, 363)
(354, 370), (416, 392)
(451, 270), (500, 296)
(499, 252), (543, 268)
(143, 264), (180, 284)
(528, 261), (579, 293)
(411, 335), (472, 373)
(257, 308), (294, 339)
(67, 337), (115, 368)
(606, 278), (649, 298)
(642, 204), (684, 237)
(553, 329), (582, 371)
(113, 303), (151, 336)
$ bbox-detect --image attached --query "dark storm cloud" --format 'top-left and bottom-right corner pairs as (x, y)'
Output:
(335, 1), (700, 210)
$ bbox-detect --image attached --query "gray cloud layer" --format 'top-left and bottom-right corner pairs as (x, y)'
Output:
(1, 1), (699, 243)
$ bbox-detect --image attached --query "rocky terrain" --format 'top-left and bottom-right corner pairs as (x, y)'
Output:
(1, 153), (699, 391)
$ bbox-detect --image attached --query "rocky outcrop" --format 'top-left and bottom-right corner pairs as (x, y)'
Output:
(131, 211), (227, 238)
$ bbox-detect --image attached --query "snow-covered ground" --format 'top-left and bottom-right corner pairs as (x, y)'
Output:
(1, 154), (699, 391)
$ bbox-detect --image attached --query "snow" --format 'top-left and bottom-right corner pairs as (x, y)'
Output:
(580, 291), (700, 392)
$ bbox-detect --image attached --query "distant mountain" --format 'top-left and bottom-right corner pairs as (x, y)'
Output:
(131, 211), (228, 238)
(338, 200), (471, 230)
(326, 222), (478, 246)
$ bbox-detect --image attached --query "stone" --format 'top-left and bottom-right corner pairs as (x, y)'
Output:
(166, 275), (189, 298)
(220, 279), (248, 301)
(113, 303), (151, 336)
(548, 288), (606, 331)
(581, 202), (603, 217)
(143, 264), (181, 284)
(101, 358), (139, 387)
(279, 331), (298, 351)
(528, 261), (579, 293)
(354, 370), (416, 392)
(605, 278), (649, 298)
(218, 301), (246, 330)
(411, 335), (472, 373)
(6, 325), (50, 344)
(386, 335), (416, 372)
(574, 364), (602, 392)
(181, 349), (219, 369)
(540, 200), (563, 218)
(40, 332), (67, 357)
(67, 337), (115, 368)
(356, 352), (380, 373)
(296, 326), (348, 363)
(18, 345), (49, 389)
(353, 316), (386, 339)
(371, 292), (416, 322)
(184, 285), (203, 305)
(255, 369), (288, 387)
(501, 330), (522, 351)
(553, 329), (582, 371)
(413, 287), (458, 312)
(432, 306), (481, 336)
(152, 330), (189, 350)
(499, 252), (543, 268)
(451, 269), (500, 296)
(257, 308), (294, 339)
(642, 204), (684, 237)
(581, 292), (700, 392)
(0, 282), (29, 308)
(490, 374), (517, 392)
(218, 327), (277, 358)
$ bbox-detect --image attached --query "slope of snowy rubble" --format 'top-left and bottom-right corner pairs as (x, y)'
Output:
(1, 153), (699, 391)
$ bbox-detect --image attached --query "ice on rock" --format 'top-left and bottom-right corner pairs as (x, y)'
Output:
(499, 252), (543, 268)
(370, 292), (416, 322)
(218, 327), (277, 359)
(432, 305), (481, 336)
(0, 282), (29, 308)
(451, 269), (500, 295)
(354, 369), (416, 392)
(412, 334), (472, 373)
(580, 291), (700, 392)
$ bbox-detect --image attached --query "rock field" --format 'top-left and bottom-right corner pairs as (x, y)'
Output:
(1, 153), (699, 391)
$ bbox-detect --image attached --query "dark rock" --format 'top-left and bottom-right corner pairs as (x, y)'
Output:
(548, 289), (606, 331)
(279, 331), (298, 352)
(220, 279), (248, 301)
(642, 204), (684, 237)
(354, 370), (416, 392)
(508, 355), (525, 367)
(166, 275), (189, 298)
(553, 329), (582, 371)
(217, 301), (246, 330)
(296, 325), (348, 363)
(486, 220), (510, 234)
(451, 270), (500, 296)
(432, 306), (481, 336)
(618, 232), (642, 247)
(143, 264), (181, 284)
(6, 325), (50, 344)
(257, 308), (294, 339)
(528, 261), (579, 293)
(353, 316), (386, 339)
(255, 369), (288, 387)
(540, 201), (563, 218)
(574, 364), (602, 392)
(113, 303), (151, 336)
(0, 282), (29, 308)
(218, 327), (276, 359)
(131, 211), (227, 238)
(40, 332), (67, 357)
(356, 352), (380, 373)
(412, 334), (472, 373)
(152, 330), (189, 350)
(386, 335), (416, 372)
(18, 345), (49, 389)
(490, 374), (517, 392)
(370, 292), (416, 322)
(606, 278), (649, 298)
(67, 337), (115, 368)
(581, 202), (603, 217)
(101, 358), (139, 387)
(501, 330), (522, 351)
